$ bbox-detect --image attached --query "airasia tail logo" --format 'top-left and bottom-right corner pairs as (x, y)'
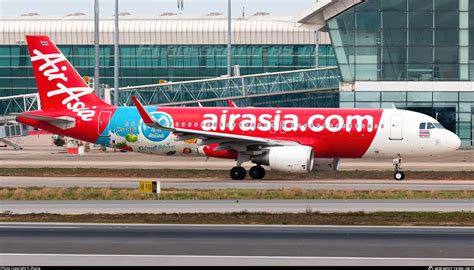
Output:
(31, 49), (96, 121)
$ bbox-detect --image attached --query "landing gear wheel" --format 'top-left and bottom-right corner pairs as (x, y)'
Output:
(230, 167), (247, 180)
(394, 171), (405, 181)
(249, 165), (266, 180)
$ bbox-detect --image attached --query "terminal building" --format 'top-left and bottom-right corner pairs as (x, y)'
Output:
(0, 17), (335, 95)
(0, 0), (473, 146)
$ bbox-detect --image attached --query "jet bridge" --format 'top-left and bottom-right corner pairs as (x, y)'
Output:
(106, 67), (341, 107)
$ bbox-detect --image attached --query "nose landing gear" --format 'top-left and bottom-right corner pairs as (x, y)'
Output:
(394, 171), (405, 181)
(393, 154), (405, 181)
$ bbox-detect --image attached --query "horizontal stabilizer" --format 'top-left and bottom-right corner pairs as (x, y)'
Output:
(17, 114), (76, 129)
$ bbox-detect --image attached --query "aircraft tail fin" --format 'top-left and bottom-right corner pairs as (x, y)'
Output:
(25, 35), (109, 116)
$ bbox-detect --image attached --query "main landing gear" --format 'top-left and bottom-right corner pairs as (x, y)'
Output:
(249, 165), (266, 180)
(230, 166), (246, 180)
(392, 154), (405, 181)
(230, 154), (266, 180)
(230, 165), (266, 180)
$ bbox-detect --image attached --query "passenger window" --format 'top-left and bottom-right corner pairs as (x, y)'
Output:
(419, 123), (426, 129)
(427, 123), (436, 129)
(176, 122), (180, 127)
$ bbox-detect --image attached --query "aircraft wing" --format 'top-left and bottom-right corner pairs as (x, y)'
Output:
(132, 96), (298, 147)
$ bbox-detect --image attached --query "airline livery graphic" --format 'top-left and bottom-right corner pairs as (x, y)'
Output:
(140, 112), (173, 142)
(17, 35), (461, 180)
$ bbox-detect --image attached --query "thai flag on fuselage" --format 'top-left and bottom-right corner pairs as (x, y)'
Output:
(419, 129), (430, 138)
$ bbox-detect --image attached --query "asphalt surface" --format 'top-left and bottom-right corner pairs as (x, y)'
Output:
(2, 199), (473, 214)
(2, 176), (473, 190)
(0, 223), (473, 266)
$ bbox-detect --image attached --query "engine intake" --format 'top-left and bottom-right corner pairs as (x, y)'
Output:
(251, 146), (314, 173)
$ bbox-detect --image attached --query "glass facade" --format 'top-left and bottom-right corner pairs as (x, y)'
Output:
(340, 91), (473, 145)
(0, 44), (336, 97)
(328, 0), (472, 82)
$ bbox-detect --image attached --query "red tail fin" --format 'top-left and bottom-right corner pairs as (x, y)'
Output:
(26, 35), (110, 121)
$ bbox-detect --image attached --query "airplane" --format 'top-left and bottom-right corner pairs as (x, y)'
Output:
(17, 35), (461, 181)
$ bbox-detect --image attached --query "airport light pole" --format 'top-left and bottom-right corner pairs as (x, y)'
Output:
(94, 0), (100, 98)
(227, 0), (232, 77)
(315, 30), (320, 68)
(114, 0), (119, 106)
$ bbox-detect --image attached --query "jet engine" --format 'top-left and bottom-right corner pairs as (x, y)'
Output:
(251, 146), (314, 173)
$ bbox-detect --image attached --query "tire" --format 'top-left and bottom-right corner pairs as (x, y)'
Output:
(230, 167), (247, 180)
(249, 166), (266, 180)
(394, 171), (405, 181)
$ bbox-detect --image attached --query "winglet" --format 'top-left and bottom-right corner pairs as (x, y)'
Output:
(227, 100), (237, 108)
(132, 96), (175, 132)
(131, 96), (156, 125)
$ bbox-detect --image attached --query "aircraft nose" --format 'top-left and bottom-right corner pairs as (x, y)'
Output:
(446, 132), (461, 150)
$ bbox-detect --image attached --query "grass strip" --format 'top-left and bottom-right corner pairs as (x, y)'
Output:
(0, 212), (472, 226)
(1, 187), (473, 200)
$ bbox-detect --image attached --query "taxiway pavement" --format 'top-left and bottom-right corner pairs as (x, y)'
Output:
(1, 199), (472, 214)
(1, 176), (473, 190)
(0, 223), (472, 266)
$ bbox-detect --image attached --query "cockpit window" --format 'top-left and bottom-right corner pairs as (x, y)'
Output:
(434, 123), (444, 129)
(420, 122), (444, 130)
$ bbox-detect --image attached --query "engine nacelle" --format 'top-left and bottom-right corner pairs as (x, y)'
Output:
(251, 146), (314, 173)
(312, 158), (340, 172)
